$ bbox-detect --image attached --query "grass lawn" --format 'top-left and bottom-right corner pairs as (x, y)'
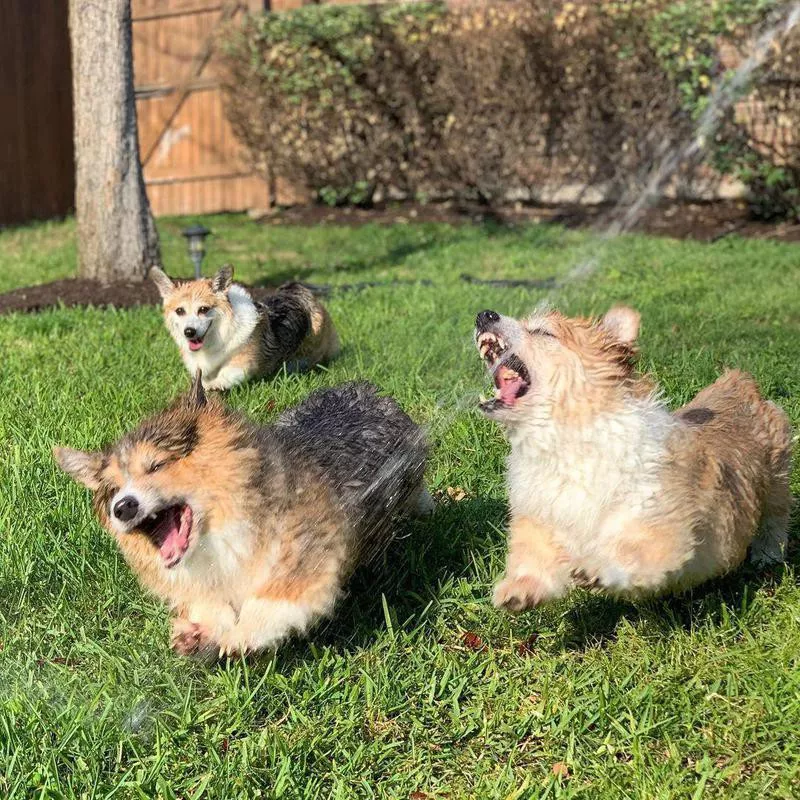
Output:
(0, 213), (799, 799)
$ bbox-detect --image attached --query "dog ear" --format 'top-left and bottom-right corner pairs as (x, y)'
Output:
(600, 306), (640, 345)
(211, 264), (234, 294)
(149, 266), (175, 300)
(53, 446), (103, 490)
(185, 371), (207, 410)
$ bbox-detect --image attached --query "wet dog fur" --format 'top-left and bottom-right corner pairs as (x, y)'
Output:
(150, 265), (339, 390)
(475, 305), (793, 609)
(54, 376), (430, 657)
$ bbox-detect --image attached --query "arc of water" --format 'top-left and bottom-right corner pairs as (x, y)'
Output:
(562, 1), (800, 285)
(357, 3), (800, 507)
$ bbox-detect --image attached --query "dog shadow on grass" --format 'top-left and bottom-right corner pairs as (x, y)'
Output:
(243, 497), (798, 670)
(230, 355), (351, 401)
(266, 496), (507, 667)
(560, 533), (798, 654)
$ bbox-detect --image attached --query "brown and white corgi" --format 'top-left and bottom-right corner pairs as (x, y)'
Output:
(150, 265), (339, 390)
(54, 376), (431, 657)
(474, 305), (792, 609)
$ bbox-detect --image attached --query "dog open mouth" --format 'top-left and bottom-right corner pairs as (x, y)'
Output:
(138, 504), (193, 568)
(187, 336), (205, 352)
(477, 331), (531, 410)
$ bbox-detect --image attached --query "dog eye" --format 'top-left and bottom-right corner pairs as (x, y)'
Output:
(147, 460), (167, 474)
(530, 328), (555, 338)
(198, 306), (211, 315)
(175, 307), (186, 317)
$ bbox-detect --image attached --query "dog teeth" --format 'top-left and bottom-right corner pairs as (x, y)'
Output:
(478, 332), (505, 348)
(147, 512), (157, 521)
(478, 332), (506, 365)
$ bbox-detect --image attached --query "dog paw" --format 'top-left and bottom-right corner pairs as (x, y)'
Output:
(493, 574), (549, 613)
(170, 618), (212, 656)
(216, 634), (251, 660)
(749, 537), (787, 567)
(412, 488), (436, 518)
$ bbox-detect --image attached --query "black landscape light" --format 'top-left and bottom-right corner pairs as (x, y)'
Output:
(182, 224), (211, 279)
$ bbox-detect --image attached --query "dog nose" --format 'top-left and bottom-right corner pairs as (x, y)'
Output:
(184, 326), (197, 339)
(476, 310), (500, 327)
(113, 496), (139, 522)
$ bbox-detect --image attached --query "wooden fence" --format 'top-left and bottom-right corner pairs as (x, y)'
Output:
(132, 0), (271, 216)
(0, 0), (75, 226)
(3, 0), (783, 224)
(0, 0), (348, 225)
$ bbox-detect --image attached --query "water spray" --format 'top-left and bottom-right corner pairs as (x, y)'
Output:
(312, 3), (800, 576)
(562, 1), (800, 285)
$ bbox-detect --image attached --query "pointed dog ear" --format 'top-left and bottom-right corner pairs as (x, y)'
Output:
(149, 266), (175, 300)
(211, 264), (234, 294)
(53, 446), (103, 490)
(600, 306), (640, 345)
(184, 371), (207, 410)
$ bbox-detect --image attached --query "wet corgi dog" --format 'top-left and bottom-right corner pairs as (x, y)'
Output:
(150, 265), (339, 390)
(54, 376), (431, 657)
(474, 306), (792, 609)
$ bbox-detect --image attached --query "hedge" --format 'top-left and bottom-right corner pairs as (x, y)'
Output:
(219, 0), (800, 217)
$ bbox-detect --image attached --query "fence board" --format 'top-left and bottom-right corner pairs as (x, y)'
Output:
(0, 0), (74, 225)
(132, 0), (270, 216)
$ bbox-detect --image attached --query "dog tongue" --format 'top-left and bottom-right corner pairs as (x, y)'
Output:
(188, 340), (203, 351)
(497, 368), (526, 405)
(159, 505), (193, 567)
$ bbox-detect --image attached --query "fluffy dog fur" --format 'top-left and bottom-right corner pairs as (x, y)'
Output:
(54, 377), (430, 657)
(474, 306), (793, 609)
(150, 265), (339, 390)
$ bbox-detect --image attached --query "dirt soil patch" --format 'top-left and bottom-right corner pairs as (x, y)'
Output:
(262, 198), (800, 242)
(0, 278), (282, 316)
(2, 200), (798, 315)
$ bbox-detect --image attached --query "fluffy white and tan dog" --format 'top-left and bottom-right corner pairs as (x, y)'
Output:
(54, 376), (429, 657)
(474, 306), (793, 608)
(150, 265), (339, 390)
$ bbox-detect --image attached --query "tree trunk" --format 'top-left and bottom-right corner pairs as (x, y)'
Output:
(69, 0), (159, 282)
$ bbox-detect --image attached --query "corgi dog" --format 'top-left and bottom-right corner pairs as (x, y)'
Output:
(54, 376), (431, 657)
(474, 306), (792, 609)
(150, 265), (339, 390)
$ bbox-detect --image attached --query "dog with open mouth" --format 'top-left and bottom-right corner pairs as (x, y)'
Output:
(475, 306), (792, 609)
(54, 374), (431, 657)
(150, 264), (339, 390)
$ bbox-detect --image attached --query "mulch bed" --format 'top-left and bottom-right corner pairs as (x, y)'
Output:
(261, 198), (800, 243)
(2, 200), (798, 315)
(0, 278), (160, 315)
(0, 278), (282, 316)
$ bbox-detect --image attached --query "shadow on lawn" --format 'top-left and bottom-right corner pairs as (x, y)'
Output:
(560, 514), (799, 652)
(264, 497), (507, 666)
(242, 497), (797, 669)
(251, 232), (459, 288)
(249, 220), (562, 288)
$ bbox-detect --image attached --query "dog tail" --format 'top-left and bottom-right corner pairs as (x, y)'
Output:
(276, 281), (318, 305)
(277, 282), (339, 360)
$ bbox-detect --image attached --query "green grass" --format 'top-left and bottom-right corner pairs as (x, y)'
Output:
(0, 214), (799, 798)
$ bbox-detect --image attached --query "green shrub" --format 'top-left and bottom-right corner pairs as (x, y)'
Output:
(219, 0), (800, 218)
(219, 1), (684, 206)
(645, 0), (800, 218)
(220, 3), (448, 206)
